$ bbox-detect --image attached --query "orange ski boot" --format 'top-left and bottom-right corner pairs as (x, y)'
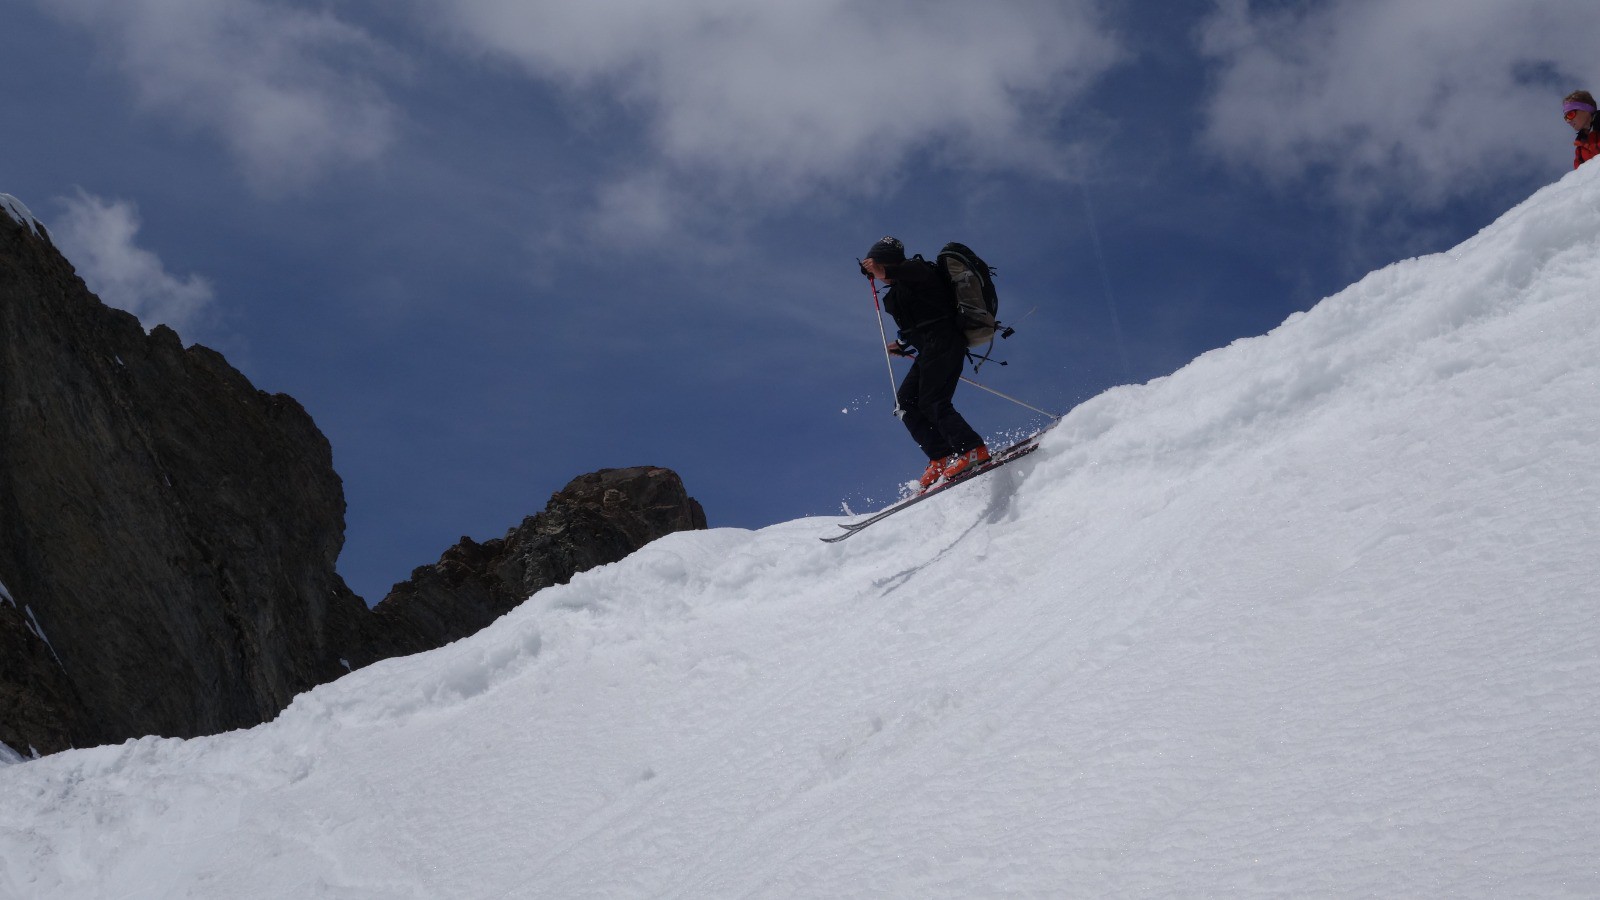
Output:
(940, 444), (991, 480)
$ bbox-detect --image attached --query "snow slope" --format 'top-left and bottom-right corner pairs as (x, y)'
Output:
(4, 166), (1600, 898)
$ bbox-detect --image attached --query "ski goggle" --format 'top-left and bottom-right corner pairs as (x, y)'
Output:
(1564, 100), (1595, 121)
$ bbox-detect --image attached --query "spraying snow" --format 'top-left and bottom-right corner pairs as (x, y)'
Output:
(2, 166), (1598, 897)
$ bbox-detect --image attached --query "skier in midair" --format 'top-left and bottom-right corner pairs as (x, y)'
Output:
(860, 236), (989, 489)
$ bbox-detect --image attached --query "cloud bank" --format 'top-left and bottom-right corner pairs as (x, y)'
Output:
(424, 0), (1122, 218)
(53, 191), (216, 334)
(39, 0), (1122, 239)
(40, 0), (401, 192)
(1199, 0), (1600, 208)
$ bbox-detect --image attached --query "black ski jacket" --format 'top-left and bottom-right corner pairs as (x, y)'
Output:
(881, 256), (958, 349)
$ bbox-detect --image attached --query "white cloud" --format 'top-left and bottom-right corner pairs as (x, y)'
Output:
(421, 0), (1122, 228)
(52, 190), (216, 334)
(40, 0), (401, 192)
(1198, 0), (1600, 208)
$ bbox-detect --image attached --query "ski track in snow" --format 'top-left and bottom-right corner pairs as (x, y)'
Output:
(3, 168), (1600, 897)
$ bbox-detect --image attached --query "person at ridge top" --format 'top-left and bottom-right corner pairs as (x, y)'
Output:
(1564, 90), (1600, 169)
(860, 236), (989, 489)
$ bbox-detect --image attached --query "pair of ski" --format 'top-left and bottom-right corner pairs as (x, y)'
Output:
(821, 425), (1053, 543)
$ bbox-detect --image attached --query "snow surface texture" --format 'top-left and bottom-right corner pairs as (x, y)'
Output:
(4, 168), (1600, 897)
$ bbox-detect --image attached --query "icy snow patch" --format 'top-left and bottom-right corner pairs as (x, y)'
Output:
(1, 193), (40, 236)
(23, 605), (64, 670)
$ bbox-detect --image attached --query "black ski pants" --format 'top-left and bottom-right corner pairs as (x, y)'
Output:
(897, 332), (983, 460)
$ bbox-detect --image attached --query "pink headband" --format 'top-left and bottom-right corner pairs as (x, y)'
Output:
(1564, 100), (1596, 114)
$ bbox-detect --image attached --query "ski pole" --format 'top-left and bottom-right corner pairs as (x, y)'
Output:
(958, 375), (1062, 421)
(896, 345), (1061, 420)
(862, 268), (905, 419)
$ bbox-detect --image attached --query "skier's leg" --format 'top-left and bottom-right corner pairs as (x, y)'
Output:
(914, 343), (983, 454)
(898, 360), (953, 460)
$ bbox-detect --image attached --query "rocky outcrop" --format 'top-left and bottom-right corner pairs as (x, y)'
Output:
(0, 589), (93, 758)
(0, 208), (372, 752)
(352, 467), (708, 665)
(0, 202), (708, 758)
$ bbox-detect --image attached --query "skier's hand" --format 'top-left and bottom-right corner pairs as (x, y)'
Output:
(887, 341), (915, 358)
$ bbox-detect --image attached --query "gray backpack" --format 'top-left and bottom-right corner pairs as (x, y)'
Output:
(936, 242), (1009, 352)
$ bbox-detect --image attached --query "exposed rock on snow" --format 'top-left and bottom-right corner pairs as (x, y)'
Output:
(0, 198), (707, 754)
(354, 467), (708, 666)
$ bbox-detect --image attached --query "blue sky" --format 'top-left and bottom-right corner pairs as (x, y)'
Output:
(3, 0), (1590, 604)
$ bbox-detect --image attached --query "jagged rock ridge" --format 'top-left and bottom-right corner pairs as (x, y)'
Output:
(0, 201), (705, 757)
(354, 467), (708, 665)
(0, 205), (373, 753)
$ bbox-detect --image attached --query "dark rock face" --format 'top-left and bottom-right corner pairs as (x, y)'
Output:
(0, 207), (708, 757)
(0, 590), (93, 757)
(354, 467), (707, 665)
(0, 211), (372, 751)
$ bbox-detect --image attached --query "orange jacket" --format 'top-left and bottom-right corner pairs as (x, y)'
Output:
(1575, 126), (1600, 169)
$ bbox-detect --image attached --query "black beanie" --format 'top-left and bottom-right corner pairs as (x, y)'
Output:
(865, 236), (906, 264)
